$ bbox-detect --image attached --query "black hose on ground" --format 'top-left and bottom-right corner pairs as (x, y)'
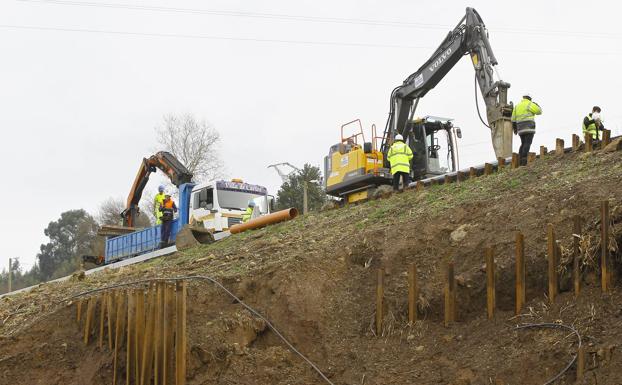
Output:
(514, 322), (582, 385)
(62, 275), (336, 385)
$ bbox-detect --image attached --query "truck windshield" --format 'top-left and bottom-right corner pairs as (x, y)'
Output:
(217, 190), (265, 210)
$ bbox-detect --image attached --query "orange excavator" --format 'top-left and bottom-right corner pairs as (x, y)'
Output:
(121, 151), (193, 227)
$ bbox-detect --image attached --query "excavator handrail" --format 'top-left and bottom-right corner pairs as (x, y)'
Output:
(340, 119), (365, 145)
(371, 123), (382, 176)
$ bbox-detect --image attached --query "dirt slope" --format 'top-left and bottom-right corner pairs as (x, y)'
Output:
(1, 148), (621, 385)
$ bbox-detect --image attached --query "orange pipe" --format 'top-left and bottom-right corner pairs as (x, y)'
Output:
(229, 208), (298, 234)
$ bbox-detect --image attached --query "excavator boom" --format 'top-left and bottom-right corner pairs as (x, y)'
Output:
(382, 7), (512, 159)
(121, 151), (193, 227)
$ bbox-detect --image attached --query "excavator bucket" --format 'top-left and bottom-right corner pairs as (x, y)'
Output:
(175, 225), (215, 251)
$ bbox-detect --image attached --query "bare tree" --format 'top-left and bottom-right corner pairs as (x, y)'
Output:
(97, 197), (152, 228)
(155, 113), (223, 182)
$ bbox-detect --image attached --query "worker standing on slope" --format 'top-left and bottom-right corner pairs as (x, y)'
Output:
(154, 184), (166, 225)
(387, 134), (414, 191)
(511, 93), (542, 165)
(159, 192), (178, 248)
(582, 106), (605, 142)
(242, 201), (255, 223)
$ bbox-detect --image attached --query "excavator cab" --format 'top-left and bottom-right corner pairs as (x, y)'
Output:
(324, 119), (392, 203)
(407, 116), (459, 180)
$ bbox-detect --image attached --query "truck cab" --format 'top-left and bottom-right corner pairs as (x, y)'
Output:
(189, 179), (273, 232)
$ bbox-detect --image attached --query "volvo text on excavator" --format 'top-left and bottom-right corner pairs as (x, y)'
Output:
(325, 7), (512, 203)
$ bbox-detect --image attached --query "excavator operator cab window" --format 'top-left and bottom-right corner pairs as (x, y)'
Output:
(425, 129), (452, 175)
(194, 187), (214, 210)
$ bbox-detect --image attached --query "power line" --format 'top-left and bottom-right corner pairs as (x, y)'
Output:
(1, 24), (622, 56)
(14, 0), (622, 39)
(0, 24), (433, 49)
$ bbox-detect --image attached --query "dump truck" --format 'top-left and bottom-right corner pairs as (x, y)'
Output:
(84, 152), (276, 265)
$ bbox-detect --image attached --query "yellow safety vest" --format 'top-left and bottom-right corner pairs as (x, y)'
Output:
(511, 98), (542, 123)
(241, 207), (253, 222)
(387, 141), (413, 175)
(154, 192), (165, 224)
(582, 115), (600, 140)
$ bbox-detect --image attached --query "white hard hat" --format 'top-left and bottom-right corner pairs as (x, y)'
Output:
(523, 93), (532, 99)
(394, 134), (404, 141)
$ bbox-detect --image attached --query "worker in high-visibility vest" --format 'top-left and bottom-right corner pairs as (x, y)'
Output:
(582, 106), (605, 141)
(387, 134), (414, 191)
(154, 184), (166, 225)
(242, 201), (255, 222)
(511, 93), (542, 165)
(159, 192), (178, 248)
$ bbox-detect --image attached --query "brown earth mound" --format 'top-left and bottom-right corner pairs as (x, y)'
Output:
(1, 149), (621, 385)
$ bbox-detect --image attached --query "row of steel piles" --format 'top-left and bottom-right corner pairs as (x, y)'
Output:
(75, 281), (187, 385)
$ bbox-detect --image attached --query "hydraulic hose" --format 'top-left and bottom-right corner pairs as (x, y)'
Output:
(474, 74), (492, 129)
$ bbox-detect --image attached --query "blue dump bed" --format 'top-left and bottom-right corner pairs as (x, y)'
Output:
(103, 183), (195, 265)
(104, 219), (181, 264)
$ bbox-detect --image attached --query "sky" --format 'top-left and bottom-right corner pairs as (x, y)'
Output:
(0, 0), (621, 273)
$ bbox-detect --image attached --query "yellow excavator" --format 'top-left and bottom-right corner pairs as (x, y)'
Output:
(324, 119), (390, 203)
(324, 7), (512, 203)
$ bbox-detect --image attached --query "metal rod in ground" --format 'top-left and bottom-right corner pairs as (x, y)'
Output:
(585, 134), (593, 152)
(601, 200), (610, 293)
(573, 216), (582, 298)
(141, 284), (157, 385)
(375, 269), (384, 335)
(113, 291), (126, 385)
(547, 224), (558, 303)
(486, 247), (496, 320)
(515, 232), (526, 315)
(408, 263), (418, 324)
(497, 157), (505, 170)
(76, 299), (83, 324)
(135, 290), (145, 381)
(175, 281), (187, 385)
(163, 283), (175, 385)
(572, 134), (580, 151)
(577, 346), (585, 380)
(154, 282), (164, 385)
(444, 260), (456, 327)
(511, 153), (519, 168)
(127, 291), (135, 385)
(602, 129), (611, 147)
(556, 138), (564, 155)
(527, 152), (536, 164)
(99, 293), (105, 350)
(107, 292), (114, 350)
(84, 297), (95, 345)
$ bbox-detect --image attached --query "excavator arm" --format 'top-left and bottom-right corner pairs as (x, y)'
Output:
(121, 151), (193, 227)
(382, 7), (512, 158)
